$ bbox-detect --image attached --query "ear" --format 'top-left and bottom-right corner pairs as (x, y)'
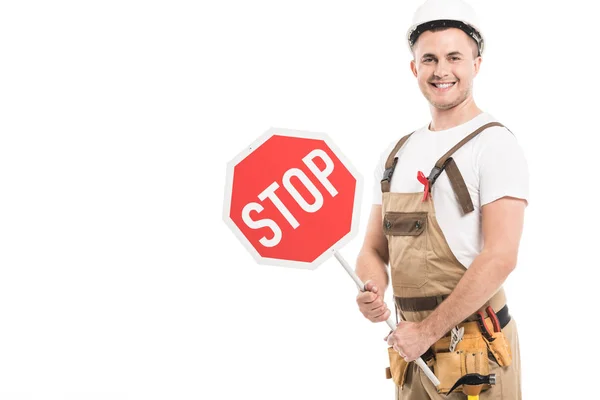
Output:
(473, 56), (482, 77)
(410, 59), (418, 78)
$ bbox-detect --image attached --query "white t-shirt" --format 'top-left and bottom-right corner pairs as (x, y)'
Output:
(373, 112), (529, 269)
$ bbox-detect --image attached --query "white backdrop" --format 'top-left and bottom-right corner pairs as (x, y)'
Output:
(0, 1), (597, 399)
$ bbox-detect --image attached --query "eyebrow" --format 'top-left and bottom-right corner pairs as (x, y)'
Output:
(421, 51), (464, 59)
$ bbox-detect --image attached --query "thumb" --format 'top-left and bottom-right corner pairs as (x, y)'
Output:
(364, 280), (378, 293)
(383, 330), (393, 341)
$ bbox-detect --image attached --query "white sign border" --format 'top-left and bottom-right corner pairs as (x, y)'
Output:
(222, 127), (363, 270)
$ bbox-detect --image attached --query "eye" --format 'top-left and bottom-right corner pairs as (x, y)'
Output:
(450, 56), (461, 61)
(423, 58), (434, 63)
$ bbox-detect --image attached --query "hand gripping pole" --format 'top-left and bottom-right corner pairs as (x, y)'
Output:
(332, 249), (441, 387)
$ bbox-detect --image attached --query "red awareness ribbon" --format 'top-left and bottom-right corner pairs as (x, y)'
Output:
(417, 171), (429, 202)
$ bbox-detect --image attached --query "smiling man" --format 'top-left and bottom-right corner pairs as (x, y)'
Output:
(354, 0), (528, 399)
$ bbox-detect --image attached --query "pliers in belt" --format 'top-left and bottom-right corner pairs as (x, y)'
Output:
(476, 306), (501, 342)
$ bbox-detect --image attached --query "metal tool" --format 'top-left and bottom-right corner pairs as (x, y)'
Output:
(447, 373), (496, 400)
(476, 306), (502, 342)
(475, 310), (494, 341)
(485, 306), (501, 333)
(449, 326), (464, 352)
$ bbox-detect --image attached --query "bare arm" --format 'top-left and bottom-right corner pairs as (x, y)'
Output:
(355, 204), (391, 322)
(421, 196), (526, 341)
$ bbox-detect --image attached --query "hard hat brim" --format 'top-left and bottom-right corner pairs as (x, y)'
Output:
(407, 19), (484, 56)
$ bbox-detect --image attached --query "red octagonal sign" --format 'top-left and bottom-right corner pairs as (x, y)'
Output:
(223, 128), (362, 269)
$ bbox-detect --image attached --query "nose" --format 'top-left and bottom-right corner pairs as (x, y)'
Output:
(433, 59), (450, 79)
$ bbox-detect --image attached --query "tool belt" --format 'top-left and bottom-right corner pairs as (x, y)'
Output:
(386, 305), (512, 394)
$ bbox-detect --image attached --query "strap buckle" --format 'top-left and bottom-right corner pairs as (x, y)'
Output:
(381, 157), (398, 184)
(427, 157), (453, 187)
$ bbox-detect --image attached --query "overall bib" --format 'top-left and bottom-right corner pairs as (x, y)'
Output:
(382, 123), (521, 400)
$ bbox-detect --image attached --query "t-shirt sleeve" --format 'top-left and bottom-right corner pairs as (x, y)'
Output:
(476, 127), (530, 207)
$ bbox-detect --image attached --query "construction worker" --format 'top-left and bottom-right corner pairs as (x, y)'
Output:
(355, 0), (527, 399)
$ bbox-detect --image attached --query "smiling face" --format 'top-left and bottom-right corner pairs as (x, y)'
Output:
(410, 28), (481, 111)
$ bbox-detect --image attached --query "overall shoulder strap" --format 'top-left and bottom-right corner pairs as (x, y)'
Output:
(381, 132), (414, 193)
(428, 122), (505, 214)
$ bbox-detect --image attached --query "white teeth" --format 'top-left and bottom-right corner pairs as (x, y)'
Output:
(434, 83), (454, 88)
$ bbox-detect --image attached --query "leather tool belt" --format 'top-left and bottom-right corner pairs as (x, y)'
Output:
(386, 305), (513, 394)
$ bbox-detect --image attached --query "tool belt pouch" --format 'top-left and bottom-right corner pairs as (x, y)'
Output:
(484, 330), (513, 367)
(386, 347), (409, 388)
(432, 334), (491, 394)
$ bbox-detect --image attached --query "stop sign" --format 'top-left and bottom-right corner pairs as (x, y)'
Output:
(223, 127), (362, 269)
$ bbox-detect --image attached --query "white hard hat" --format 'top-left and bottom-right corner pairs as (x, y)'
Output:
(407, 0), (484, 56)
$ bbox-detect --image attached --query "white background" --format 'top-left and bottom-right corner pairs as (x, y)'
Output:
(0, 1), (597, 399)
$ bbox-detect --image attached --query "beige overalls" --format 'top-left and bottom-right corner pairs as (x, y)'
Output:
(382, 122), (521, 400)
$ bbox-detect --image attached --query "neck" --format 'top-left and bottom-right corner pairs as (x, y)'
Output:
(428, 96), (482, 131)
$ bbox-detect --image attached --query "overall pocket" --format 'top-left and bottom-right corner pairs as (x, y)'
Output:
(484, 330), (513, 367)
(433, 334), (491, 394)
(384, 211), (428, 288)
(386, 347), (409, 388)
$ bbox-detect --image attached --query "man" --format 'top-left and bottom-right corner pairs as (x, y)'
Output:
(355, 0), (528, 399)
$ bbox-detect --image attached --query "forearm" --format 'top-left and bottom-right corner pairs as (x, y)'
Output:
(355, 248), (389, 292)
(421, 249), (515, 341)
